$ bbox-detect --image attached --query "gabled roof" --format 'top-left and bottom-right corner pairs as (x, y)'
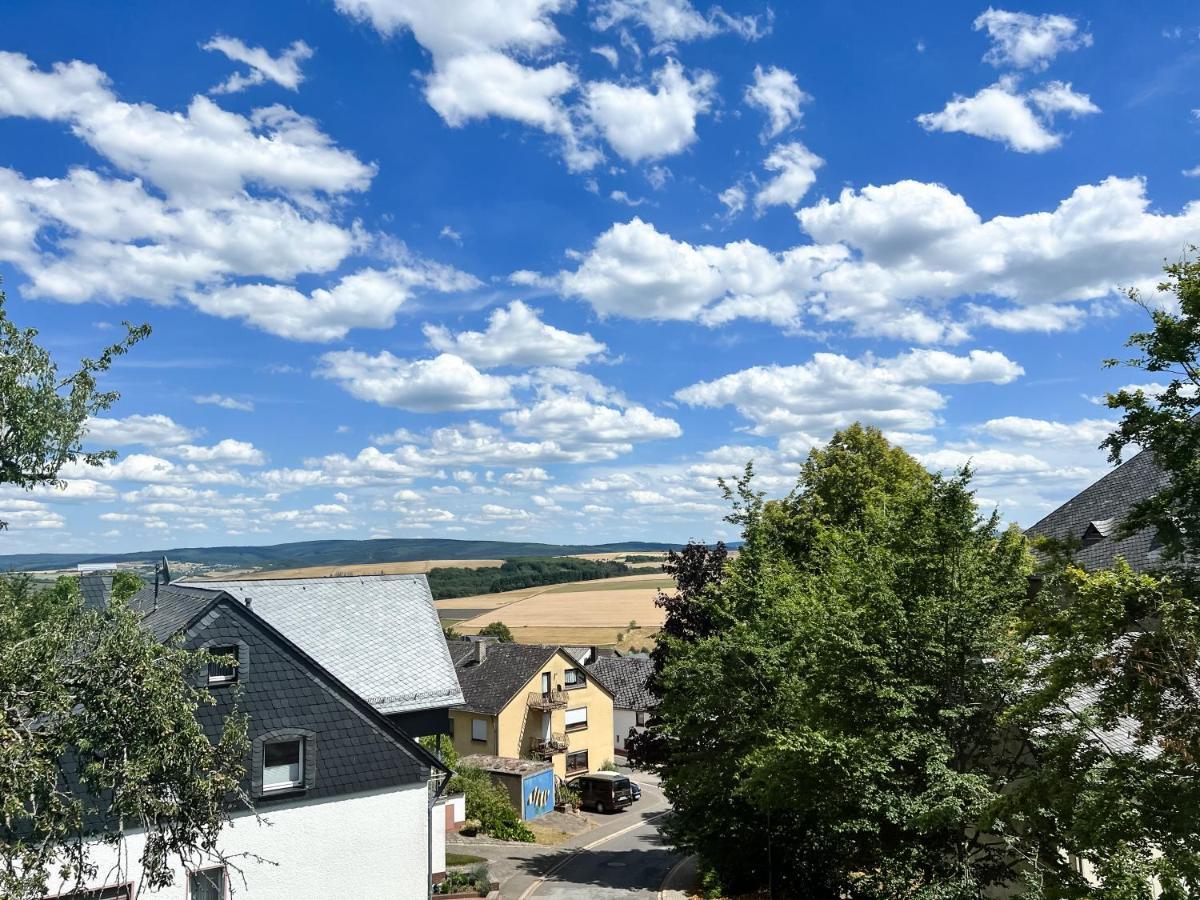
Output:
(1024, 448), (1169, 572)
(448, 640), (613, 716)
(133, 582), (227, 641)
(127, 581), (448, 778)
(179, 574), (464, 715)
(450, 641), (559, 715)
(586, 656), (656, 711)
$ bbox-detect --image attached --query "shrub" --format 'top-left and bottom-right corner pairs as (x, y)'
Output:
(453, 765), (535, 843)
(599, 759), (619, 772)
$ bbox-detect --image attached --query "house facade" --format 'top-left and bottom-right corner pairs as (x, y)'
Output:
(446, 639), (616, 780)
(43, 583), (447, 900)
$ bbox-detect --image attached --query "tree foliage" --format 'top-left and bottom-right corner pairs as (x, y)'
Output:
(477, 621), (514, 643)
(1004, 561), (1200, 897)
(0, 287), (149, 531)
(0, 576), (249, 899)
(647, 425), (1033, 897)
(1102, 253), (1200, 565)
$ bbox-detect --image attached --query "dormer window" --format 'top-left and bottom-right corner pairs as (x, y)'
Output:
(1081, 518), (1116, 548)
(207, 646), (238, 685)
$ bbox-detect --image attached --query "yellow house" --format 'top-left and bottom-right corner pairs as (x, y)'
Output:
(446, 640), (616, 780)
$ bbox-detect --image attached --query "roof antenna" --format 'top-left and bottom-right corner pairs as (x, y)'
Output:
(153, 560), (161, 611)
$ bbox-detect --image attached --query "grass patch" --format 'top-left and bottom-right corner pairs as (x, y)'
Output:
(445, 852), (486, 866)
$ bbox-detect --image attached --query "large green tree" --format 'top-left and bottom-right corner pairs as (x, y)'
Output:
(0, 294), (249, 899)
(649, 426), (1032, 898)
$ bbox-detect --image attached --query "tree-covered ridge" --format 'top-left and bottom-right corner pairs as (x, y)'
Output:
(426, 557), (632, 599)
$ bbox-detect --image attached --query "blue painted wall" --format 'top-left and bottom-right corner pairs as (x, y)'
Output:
(522, 769), (555, 820)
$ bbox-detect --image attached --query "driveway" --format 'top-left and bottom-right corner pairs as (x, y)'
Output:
(450, 771), (680, 898)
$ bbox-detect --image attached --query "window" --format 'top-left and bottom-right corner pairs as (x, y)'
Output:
(471, 718), (488, 742)
(540, 672), (551, 694)
(563, 668), (585, 689)
(189, 867), (226, 900)
(565, 706), (588, 731)
(566, 750), (588, 774)
(448, 716), (455, 737)
(207, 646), (238, 685)
(635, 710), (649, 727)
(263, 739), (304, 791)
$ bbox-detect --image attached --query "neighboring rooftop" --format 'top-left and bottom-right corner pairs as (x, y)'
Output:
(449, 640), (559, 715)
(178, 573), (464, 715)
(460, 754), (551, 776)
(1024, 448), (1169, 572)
(586, 656), (655, 711)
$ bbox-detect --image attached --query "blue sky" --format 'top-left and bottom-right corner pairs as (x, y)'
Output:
(1, 0), (1197, 553)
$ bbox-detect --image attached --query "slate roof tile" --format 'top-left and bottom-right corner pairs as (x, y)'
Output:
(586, 656), (655, 711)
(180, 574), (464, 714)
(1024, 448), (1169, 572)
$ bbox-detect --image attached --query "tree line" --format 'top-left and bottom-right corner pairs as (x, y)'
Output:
(426, 556), (632, 599)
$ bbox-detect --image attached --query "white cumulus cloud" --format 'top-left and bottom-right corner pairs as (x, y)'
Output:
(204, 35), (313, 94)
(744, 64), (809, 140)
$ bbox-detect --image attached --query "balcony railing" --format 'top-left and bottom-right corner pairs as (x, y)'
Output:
(531, 733), (568, 756)
(527, 690), (567, 711)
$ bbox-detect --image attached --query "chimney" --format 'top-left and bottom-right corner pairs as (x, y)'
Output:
(244, 596), (252, 609)
(588, 646), (599, 665)
(473, 640), (487, 664)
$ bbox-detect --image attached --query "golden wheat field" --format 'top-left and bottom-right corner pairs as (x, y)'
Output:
(442, 570), (670, 642)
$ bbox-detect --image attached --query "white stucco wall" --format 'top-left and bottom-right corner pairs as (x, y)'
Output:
(431, 796), (447, 877)
(44, 783), (429, 900)
(613, 708), (640, 751)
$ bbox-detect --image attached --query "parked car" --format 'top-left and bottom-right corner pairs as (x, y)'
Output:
(630, 781), (641, 802)
(567, 772), (634, 814)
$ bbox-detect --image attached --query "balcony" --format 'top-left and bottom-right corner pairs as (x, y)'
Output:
(527, 690), (567, 711)
(531, 733), (568, 756)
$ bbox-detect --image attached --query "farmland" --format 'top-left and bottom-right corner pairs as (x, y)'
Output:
(439, 571), (673, 651)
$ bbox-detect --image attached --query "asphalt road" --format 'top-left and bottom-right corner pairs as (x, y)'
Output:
(502, 778), (680, 899)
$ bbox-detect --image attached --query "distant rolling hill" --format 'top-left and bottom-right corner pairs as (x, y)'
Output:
(0, 538), (682, 573)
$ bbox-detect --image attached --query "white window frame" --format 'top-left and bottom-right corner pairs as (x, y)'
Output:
(262, 738), (304, 792)
(471, 718), (488, 742)
(206, 646), (238, 685)
(565, 706), (588, 731)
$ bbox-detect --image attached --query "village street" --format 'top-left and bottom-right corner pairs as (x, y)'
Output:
(448, 770), (688, 898)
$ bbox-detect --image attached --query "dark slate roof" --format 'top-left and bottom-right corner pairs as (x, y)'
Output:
(448, 639), (616, 714)
(450, 641), (559, 715)
(182, 574), (462, 714)
(1024, 448), (1169, 572)
(131, 582), (228, 641)
(79, 574), (112, 611)
(586, 656), (656, 711)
